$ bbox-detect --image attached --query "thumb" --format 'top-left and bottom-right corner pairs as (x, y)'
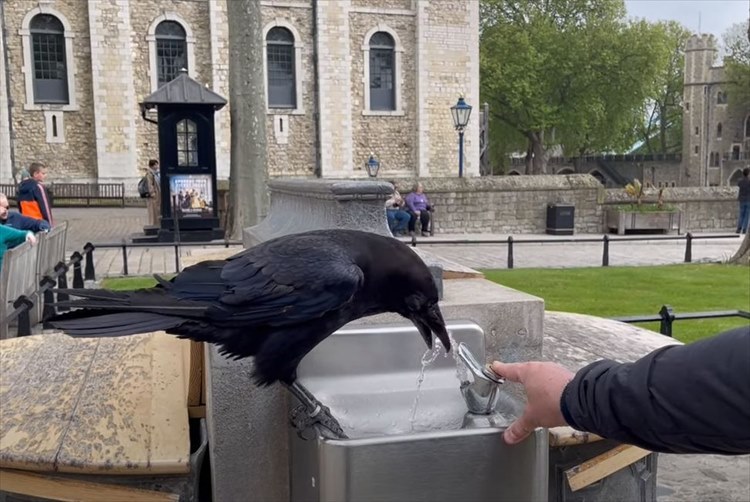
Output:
(503, 413), (535, 445)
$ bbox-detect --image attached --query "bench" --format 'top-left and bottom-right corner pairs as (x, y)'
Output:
(49, 182), (125, 207)
(0, 183), (125, 207)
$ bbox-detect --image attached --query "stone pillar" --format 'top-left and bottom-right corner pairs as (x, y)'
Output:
(418, 1), (480, 178)
(315, 0), (353, 178)
(87, 0), (138, 183)
(209, 0), (231, 181)
(415, 0), (430, 178)
(0, 12), (12, 183)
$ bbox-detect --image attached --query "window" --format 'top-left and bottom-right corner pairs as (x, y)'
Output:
(710, 152), (720, 167)
(266, 27), (296, 108)
(156, 21), (187, 87)
(732, 145), (741, 160)
(176, 119), (198, 166)
(746, 116), (750, 138)
(717, 91), (728, 105)
(717, 123), (722, 138)
(30, 14), (68, 104)
(369, 32), (395, 111)
(694, 126), (699, 135)
(694, 145), (699, 154)
(685, 102), (690, 111)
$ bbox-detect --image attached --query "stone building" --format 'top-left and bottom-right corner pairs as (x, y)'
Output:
(0, 0), (480, 192)
(682, 33), (750, 187)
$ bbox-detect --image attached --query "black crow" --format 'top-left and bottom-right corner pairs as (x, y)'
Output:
(49, 229), (449, 436)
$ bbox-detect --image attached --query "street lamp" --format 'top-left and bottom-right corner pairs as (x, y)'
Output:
(365, 153), (380, 177)
(450, 96), (472, 177)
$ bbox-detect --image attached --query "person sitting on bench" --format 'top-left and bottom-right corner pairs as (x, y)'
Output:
(405, 182), (432, 237)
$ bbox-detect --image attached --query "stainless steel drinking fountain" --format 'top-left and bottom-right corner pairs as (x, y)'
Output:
(289, 321), (549, 502)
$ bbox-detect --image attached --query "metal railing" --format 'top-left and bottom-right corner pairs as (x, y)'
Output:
(611, 305), (750, 337)
(409, 232), (740, 268)
(85, 239), (243, 276)
(5, 244), (93, 338)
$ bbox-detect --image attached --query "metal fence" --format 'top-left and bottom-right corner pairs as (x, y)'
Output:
(611, 305), (750, 337)
(409, 232), (741, 268)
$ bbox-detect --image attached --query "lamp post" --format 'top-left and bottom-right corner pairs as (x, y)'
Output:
(366, 153), (380, 178)
(450, 96), (473, 177)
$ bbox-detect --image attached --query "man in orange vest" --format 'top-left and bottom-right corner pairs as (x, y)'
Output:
(17, 162), (53, 226)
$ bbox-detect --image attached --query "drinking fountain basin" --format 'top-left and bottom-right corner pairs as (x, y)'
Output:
(289, 321), (549, 502)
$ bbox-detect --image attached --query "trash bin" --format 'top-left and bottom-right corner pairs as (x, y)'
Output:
(546, 203), (574, 235)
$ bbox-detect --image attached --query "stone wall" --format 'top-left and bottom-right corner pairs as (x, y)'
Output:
(387, 175), (739, 234)
(3, 0), (97, 181)
(0, 8), (12, 183)
(263, 3), (317, 178)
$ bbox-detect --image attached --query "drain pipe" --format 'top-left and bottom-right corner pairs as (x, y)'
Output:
(0, 0), (18, 181)
(311, 0), (322, 177)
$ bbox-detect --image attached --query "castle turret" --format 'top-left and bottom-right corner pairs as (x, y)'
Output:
(682, 34), (718, 186)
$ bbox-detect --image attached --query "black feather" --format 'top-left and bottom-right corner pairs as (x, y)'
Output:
(48, 229), (448, 385)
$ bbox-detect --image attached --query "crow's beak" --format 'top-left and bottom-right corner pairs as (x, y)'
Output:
(413, 304), (451, 352)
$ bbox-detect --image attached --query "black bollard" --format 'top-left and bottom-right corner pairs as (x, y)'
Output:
(84, 242), (96, 281)
(55, 262), (70, 311)
(41, 276), (57, 327)
(684, 232), (693, 263)
(71, 251), (84, 288)
(602, 235), (610, 267)
(13, 296), (34, 337)
(507, 236), (514, 269)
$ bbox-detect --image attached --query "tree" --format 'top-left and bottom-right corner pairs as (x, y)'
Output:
(724, 19), (750, 266)
(480, 0), (676, 173)
(227, 0), (268, 239)
(632, 22), (691, 155)
(723, 21), (750, 110)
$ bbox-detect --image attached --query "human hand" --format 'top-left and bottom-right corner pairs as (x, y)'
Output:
(25, 232), (37, 245)
(490, 361), (574, 444)
(415, 211), (421, 216)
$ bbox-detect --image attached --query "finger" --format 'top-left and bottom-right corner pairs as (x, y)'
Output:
(490, 361), (526, 383)
(503, 415), (535, 445)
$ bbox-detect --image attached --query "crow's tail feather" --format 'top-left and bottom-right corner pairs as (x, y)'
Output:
(48, 311), (185, 337)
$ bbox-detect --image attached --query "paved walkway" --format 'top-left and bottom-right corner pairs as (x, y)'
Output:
(54, 207), (743, 277)
(51, 207), (750, 501)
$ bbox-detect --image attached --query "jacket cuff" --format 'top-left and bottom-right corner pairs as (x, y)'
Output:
(559, 380), (578, 429)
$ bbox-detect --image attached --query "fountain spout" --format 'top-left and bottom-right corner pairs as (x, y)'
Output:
(457, 343), (504, 415)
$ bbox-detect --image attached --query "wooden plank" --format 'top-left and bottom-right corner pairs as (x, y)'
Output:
(0, 469), (179, 502)
(548, 426), (604, 447)
(53, 334), (190, 474)
(0, 336), (101, 471)
(188, 341), (204, 406)
(565, 444), (651, 492)
(147, 334), (190, 473)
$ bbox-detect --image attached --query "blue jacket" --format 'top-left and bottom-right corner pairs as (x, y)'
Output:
(2, 211), (50, 232)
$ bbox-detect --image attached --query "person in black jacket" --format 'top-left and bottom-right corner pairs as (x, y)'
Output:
(491, 325), (750, 454)
(737, 167), (750, 234)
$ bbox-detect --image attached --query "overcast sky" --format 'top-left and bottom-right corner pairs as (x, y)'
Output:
(625, 0), (748, 42)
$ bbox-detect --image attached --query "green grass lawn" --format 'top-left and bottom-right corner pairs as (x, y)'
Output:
(101, 276), (163, 290)
(102, 264), (749, 344)
(483, 264), (750, 343)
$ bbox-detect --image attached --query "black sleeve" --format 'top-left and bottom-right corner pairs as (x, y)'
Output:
(560, 326), (750, 454)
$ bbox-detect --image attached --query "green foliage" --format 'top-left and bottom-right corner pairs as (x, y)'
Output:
(101, 276), (165, 290)
(632, 21), (691, 155)
(480, 0), (686, 172)
(723, 21), (750, 109)
(483, 264), (750, 343)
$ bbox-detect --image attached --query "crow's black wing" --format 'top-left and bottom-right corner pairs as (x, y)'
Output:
(207, 235), (364, 326)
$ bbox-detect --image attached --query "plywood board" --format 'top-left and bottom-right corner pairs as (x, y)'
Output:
(0, 333), (190, 475)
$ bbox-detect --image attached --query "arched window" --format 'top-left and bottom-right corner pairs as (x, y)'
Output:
(368, 32), (396, 111)
(176, 119), (198, 166)
(266, 27), (296, 108)
(717, 123), (722, 138)
(156, 21), (187, 87)
(30, 14), (68, 104)
(745, 116), (750, 138)
(716, 91), (727, 105)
